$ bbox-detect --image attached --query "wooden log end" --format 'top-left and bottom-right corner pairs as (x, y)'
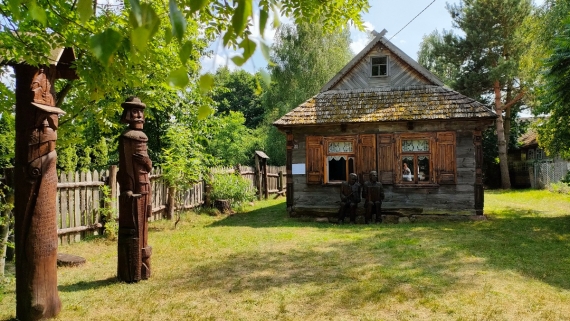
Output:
(57, 253), (86, 267)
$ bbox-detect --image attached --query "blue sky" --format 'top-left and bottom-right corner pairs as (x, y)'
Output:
(201, 0), (544, 74)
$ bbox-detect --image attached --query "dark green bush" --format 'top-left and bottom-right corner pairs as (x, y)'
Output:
(210, 173), (255, 206)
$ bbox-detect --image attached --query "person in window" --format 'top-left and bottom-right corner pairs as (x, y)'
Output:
(362, 171), (385, 224)
(338, 173), (361, 224)
(403, 163), (412, 181)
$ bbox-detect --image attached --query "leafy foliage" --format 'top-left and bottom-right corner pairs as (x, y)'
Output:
(0, 0), (370, 96)
(210, 67), (267, 128)
(417, 30), (459, 86)
(261, 21), (353, 165)
(534, 15), (570, 159)
(0, 113), (15, 168)
(99, 185), (118, 241)
(210, 172), (255, 205)
(206, 111), (261, 167)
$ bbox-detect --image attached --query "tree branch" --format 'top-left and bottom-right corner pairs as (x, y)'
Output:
(56, 81), (75, 107)
(502, 90), (525, 111)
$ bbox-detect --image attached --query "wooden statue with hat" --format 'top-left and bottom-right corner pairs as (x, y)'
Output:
(117, 96), (153, 283)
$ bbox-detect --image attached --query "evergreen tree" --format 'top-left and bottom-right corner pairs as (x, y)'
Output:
(431, 0), (531, 189)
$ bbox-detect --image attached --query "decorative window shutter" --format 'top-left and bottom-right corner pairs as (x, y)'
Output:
(358, 134), (376, 183)
(306, 136), (323, 184)
(377, 134), (394, 184)
(436, 132), (456, 184)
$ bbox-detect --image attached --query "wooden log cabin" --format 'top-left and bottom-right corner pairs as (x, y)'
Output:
(273, 30), (497, 220)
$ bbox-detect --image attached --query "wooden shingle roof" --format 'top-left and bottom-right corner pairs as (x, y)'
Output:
(274, 86), (496, 127)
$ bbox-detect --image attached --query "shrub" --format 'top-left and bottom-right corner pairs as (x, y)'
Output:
(210, 173), (255, 206)
(548, 181), (570, 195)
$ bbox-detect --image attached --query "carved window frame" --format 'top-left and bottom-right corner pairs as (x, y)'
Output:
(396, 133), (436, 185)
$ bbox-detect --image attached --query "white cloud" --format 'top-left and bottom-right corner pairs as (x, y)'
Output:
(200, 52), (239, 74)
(350, 20), (375, 54)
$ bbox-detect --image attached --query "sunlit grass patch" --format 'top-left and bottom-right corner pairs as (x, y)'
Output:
(1, 192), (570, 320)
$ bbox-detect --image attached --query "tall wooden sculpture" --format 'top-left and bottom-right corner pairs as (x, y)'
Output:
(117, 96), (152, 283)
(13, 65), (65, 320)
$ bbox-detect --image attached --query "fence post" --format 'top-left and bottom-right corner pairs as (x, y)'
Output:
(166, 187), (175, 219)
(107, 165), (118, 213)
(255, 156), (262, 200)
(263, 160), (269, 200)
(204, 173), (212, 207)
(278, 170), (283, 192)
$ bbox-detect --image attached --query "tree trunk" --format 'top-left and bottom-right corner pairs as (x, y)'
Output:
(504, 81), (513, 145)
(0, 217), (9, 277)
(0, 168), (13, 277)
(494, 80), (511, 189)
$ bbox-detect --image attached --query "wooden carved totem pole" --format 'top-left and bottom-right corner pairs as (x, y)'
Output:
(13, 65), (65, 320)
(117, 96), (153, 283)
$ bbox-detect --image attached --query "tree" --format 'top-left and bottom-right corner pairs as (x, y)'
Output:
(520, 0), (570, 158)
(417, 30), (460, 86)
(262, 21), (354, 164)
(535, 15), (570, 159)
(210, 67), (266, 128)
(1, 0), (370, 94)
(428, 0), (531, 189)
(206, 111), (261, 166)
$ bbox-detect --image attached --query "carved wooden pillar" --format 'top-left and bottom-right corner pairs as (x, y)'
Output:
(286, 131), (294, 212)
(473, 130), (484, 215)
(117, 97), (152, 283)
(13, 64), (63, 320)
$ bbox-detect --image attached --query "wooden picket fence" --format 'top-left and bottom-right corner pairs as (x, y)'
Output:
(1, 164), (286, 245)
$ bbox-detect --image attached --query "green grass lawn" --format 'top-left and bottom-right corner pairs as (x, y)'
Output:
(2, 189), (570, 320)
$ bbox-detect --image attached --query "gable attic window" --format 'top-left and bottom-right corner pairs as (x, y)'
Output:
(371, 56), (388, 77)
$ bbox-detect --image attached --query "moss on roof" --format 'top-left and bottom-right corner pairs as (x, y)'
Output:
(274, 86), (496, 127)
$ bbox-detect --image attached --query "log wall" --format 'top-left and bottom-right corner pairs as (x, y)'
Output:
(288, 120), (484, 216)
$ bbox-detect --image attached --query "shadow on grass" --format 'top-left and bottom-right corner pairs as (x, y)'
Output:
(58, 276), (118, 292)
(209, 202), (335, 229)
(205, 201), (570, 293)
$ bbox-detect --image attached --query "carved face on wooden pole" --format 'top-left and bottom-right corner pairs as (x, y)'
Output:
(13, 65), (64, 320)
(117, 96), (153, 283)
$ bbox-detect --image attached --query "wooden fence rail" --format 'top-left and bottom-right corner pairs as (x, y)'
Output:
(0, 164), (286, 245)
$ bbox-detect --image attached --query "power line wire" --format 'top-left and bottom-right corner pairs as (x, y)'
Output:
(389, 0), (436, 40)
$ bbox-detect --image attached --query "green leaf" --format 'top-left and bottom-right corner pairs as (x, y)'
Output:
(223, 29), (233, 47)
(77, 0), (93, 24)
(259, 9), (268, 39)
(197, 105), (212, 120)
(232, 0), (252, 36)
(167, 68), (189, 88)
(140, 4), (160, 38)
(259, 69), (271, 86)
(29, 1), (47, 26)
(90, 28), (123, 66)
(199, 74), (214, 93)
(128, 0), (142, 27)
(239, 38), (256, 61)
(131, 27), (151, 52)
(231, 55), (246, 67)
(179, 41), (193, 64)
(260, 41), (271, 62)
(164, 28), (172, 44)
(169, 0), (187, 42)
(7, 0), (21, 20)
(189, 0), (209, 13)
